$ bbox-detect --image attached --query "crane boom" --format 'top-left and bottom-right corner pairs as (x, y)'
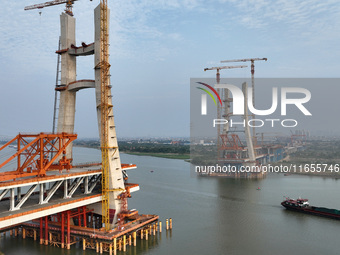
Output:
(24, 0), (78, 15)
(220, 58), (267, 63)
(204, 65), (247, 71)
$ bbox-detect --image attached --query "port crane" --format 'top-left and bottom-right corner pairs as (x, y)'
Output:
(25, 0), (113, 231)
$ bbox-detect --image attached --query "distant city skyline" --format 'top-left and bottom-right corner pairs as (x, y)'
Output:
(1, 1), (340, 138)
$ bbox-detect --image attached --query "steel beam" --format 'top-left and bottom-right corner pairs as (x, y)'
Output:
(10, 188), (15, 211)
(0, 189), (9, 201)
(68, 177), (84, 197)
(42, 180), (64, 204)
(84, 176), (89, 194)
(39, 183), (44, 204)
(14, 184), (38, 210)
(64, 179), (68, 199)
(88, 174), (101, 193)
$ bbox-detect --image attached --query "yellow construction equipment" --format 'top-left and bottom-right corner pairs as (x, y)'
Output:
(99, 0), (112, 231)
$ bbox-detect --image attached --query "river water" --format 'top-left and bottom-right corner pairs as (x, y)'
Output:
(1, 146), (340, 255)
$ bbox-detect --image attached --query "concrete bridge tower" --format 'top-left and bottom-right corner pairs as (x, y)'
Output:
(55, 4), (126, 228)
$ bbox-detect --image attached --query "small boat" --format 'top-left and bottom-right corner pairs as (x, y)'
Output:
(256, 187), (261, 190)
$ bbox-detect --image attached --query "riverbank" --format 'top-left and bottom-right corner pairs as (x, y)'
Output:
(74, 145), (190, 160)
(123, 152), (190, 160)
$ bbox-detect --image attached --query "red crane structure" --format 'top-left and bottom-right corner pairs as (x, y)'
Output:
(0, 133), (77, 182)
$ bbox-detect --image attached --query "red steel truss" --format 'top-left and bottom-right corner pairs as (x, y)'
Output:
(219, 133), (244, 151)
(0, 133), (77, 182)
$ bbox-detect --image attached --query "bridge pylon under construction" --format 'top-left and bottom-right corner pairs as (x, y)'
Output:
(0, 1), (161, 252)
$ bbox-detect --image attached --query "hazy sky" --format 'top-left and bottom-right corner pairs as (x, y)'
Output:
(0, 0), (340, 139)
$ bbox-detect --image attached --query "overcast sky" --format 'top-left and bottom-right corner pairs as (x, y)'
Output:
(0, 0), (339, 139)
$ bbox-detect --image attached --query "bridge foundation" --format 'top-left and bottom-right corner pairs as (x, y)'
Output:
(16, 212), (161, 253)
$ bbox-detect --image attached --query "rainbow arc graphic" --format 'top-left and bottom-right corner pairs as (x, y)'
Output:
(196, 82), (222, 115)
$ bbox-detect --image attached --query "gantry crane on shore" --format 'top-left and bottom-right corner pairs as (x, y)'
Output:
(25, 0), (116, 231)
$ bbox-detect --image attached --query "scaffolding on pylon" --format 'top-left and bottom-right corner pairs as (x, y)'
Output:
(99, 0), (113, 231)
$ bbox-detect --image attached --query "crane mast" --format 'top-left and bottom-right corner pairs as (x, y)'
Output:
(99, 0), (112, 231)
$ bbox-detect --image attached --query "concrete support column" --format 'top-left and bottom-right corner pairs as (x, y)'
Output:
(57, 12), (77, 160)
(242, 82), (255, 165)
(93, 3), (125, 227)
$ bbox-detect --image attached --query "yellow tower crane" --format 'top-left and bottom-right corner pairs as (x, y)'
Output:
(98, 0), (112, 231)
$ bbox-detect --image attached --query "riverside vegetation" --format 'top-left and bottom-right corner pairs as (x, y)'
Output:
(74, 139), (190, 160)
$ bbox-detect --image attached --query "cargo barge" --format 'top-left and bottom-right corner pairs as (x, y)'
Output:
(281, 197), (340, 220)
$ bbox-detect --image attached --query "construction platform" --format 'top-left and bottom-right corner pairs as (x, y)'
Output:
(1, 214), (169, 254)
